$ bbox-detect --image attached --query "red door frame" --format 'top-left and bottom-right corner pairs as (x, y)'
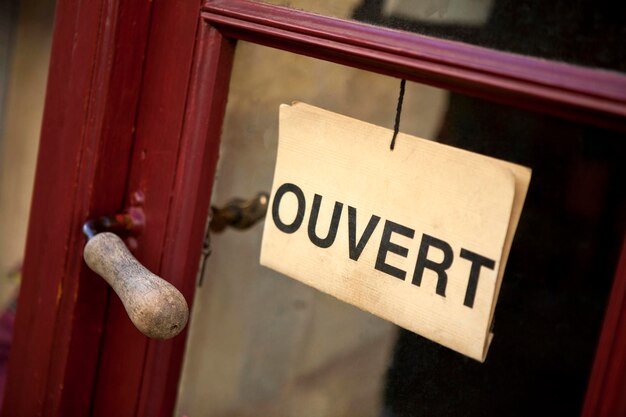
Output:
(3, 0), (626, 416)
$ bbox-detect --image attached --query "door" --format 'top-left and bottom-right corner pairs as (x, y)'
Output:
(3, 0), (626, 416)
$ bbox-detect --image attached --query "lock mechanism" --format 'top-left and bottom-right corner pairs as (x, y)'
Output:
(209, 192), (269, 233)
(195, 192), (270, 287)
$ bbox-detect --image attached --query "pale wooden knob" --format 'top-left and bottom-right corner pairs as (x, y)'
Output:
(83, 232), (188, 339)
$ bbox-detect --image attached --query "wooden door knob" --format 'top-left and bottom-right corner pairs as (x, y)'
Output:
(83, 232), (188, 339)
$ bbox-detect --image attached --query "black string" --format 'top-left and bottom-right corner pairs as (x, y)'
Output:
(197, 213), (212, 287)
(390, 78), (406, 151)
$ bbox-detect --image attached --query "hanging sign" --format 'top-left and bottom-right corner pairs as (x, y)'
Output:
(260, 103), (531, 361)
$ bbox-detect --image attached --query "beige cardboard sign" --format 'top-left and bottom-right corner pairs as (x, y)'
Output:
(260, 103), (531, 361)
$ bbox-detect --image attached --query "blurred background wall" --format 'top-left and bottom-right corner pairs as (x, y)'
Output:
(0, 0), (55, 309)
(0, 0), (55, 408)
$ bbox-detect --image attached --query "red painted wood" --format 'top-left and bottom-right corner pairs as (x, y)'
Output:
(90, 1), (228, 416)
(582, 238), (626, 417)
(2, 0), (152, 416)
(136, 25), (235, 417)
(201, 0), (626, 132)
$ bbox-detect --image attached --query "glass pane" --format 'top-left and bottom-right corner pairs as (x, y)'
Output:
(255, 0), (626, 73)
(0, 0), (55, 410)
(174, 41), (626, 417)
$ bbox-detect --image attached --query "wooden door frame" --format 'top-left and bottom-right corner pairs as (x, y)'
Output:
(3, 0), (626, 416)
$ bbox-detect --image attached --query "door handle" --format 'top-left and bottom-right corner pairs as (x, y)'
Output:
(209, 192), (269, 233)
(82, 209), (188, 339)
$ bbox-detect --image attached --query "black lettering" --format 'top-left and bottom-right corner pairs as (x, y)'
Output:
(348, 206), (381, 261)
(272, 183), (305, 234)
(412, 234), (453, 297)
(308, 194), (343, 248)
(375, 220), (415, 280)
(460, 248), (496, 308)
